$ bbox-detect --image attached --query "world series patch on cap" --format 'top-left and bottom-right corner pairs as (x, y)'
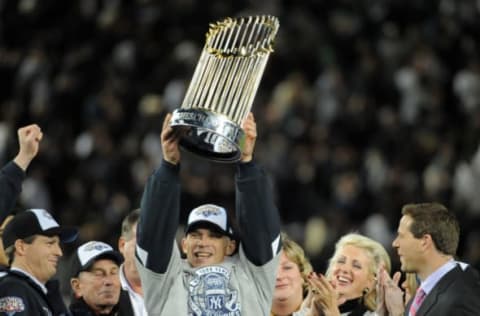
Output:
(185, 204), (234, 237)
(2, 208), (78, 249)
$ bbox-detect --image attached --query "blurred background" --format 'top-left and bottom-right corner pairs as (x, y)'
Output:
(1, 0), (480, 285)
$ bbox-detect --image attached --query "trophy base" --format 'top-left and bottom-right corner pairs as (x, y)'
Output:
(170, 108), (245, 163)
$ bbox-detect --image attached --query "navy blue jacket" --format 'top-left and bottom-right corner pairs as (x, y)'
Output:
(0, 161), (25, 222)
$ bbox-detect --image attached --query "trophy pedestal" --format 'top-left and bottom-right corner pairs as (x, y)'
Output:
(171, 108), (245, 163)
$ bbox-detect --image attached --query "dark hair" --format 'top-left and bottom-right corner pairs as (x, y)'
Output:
(121, 209), (140, 240)
(402, 202), (459, 256)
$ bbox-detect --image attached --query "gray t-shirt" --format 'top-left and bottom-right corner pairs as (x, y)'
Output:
(137, 240), (280, 315)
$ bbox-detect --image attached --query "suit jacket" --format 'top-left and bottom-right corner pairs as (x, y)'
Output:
(405, 265), (480, 316)
(464, 265), (480, 282)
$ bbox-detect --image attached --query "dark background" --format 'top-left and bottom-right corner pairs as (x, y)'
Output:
(1, 0), (479, 279)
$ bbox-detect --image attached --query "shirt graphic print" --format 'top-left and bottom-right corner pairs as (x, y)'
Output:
(188, 266), (240, 316)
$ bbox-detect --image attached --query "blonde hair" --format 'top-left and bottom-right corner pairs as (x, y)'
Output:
(326, 233), (391, 311)
(281, 233), (313, 296)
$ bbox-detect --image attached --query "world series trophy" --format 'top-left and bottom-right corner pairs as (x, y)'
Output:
(170, 15), (279, 162)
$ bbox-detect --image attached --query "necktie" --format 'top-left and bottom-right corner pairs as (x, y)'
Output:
(409, 288), (426, 316)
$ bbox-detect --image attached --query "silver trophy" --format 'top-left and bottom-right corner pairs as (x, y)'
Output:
(170, 15), (279, 162)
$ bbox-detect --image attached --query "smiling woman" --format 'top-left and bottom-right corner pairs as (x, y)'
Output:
(271, 234), (391, 316)
(316, 233), (391, 316)
(270, 234), (313, 316)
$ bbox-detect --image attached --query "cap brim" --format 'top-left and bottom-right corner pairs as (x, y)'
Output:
(44, 226), (78, 243)
(185, 221), (231, 237)
(81, 251), (124, 272)
(72, 250), (124, 278)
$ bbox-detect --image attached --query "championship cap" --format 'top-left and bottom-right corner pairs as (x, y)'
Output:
(2, 208), (78, 249)
(71, 241), (123, 278)
(185, 204), (234, 238)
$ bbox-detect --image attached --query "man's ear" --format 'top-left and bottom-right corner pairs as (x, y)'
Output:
(70, 278), (82, 298)
(181, 237), (188, 255)
(421, 234), (433, 251)
(225, 238), (236, 256)
(118, 237), (126, 255)
(14, 239), (27, 256)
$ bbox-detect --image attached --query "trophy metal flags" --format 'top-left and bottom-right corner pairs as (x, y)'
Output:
(170, 15), (279, 162)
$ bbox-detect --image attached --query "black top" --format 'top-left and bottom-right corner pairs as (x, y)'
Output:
(0, 270), (54, 316)
(338, 297), (369, 316)
(0, 161), (25, 223)
(69, 290), (133, 316)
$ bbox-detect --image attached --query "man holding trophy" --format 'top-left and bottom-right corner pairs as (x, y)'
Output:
(135, 15), (282, 315)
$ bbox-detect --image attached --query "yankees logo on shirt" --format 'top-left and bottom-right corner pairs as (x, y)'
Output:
(188, 266), (240, 316)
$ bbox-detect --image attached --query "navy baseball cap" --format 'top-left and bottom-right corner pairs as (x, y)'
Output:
(2, 209), (78, 249)
(70, 241), (123, 278)
(185, 204), (234, 238)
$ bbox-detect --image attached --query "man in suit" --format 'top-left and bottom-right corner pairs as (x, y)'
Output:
(391, 202), (480, 316)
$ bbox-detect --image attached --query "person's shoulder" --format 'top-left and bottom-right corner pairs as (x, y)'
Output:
(0, 271), (28, 284)
(456, 265), (480, 289)
(440, 265), (480, 294)
(0, 273), (32, 293)
(453, 268), (480, 313)
(0, 273), (34, 314)
(463, 265), (480, 280)
(463, 266), (480, 294)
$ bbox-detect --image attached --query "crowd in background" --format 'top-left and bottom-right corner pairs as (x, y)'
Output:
(1, 0), (480, 279)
